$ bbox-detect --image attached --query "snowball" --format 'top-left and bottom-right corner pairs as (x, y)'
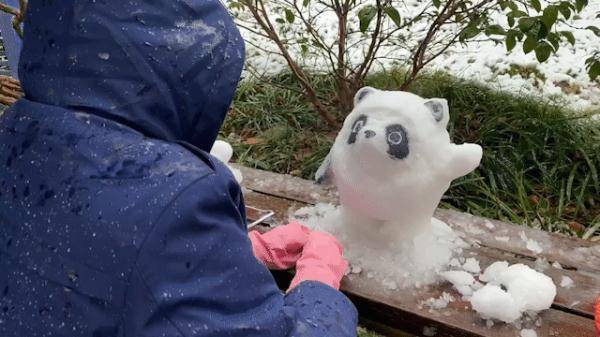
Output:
(462, 258), (481, 274)
(441, 270), (477, 296)
(560, 276), (574, 289)
(210, 140), (243, 183)
(552, 261), (563, 269)
(470, 284), (522, 323)
(499, 264), (556, 312)
(520, 329), (537, 337)
(210, 140), (234, 163)
(479, 261), (509, 284)
(469, 262), (556, 323)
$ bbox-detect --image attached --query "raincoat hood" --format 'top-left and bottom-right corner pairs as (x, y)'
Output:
(19, 0), (245, 151)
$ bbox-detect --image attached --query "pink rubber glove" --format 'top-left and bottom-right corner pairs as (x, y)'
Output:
(595, 295), (599, 336)
(249, 221), (311, 270)
(289, 230), (348, 291)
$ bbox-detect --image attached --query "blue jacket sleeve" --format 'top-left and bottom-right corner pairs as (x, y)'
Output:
(124, 168), (358, 337)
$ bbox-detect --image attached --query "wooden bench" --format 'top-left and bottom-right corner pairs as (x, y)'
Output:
(238, 165), (599, 337)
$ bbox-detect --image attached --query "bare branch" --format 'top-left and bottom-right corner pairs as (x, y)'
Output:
(242, 0), (339, 126)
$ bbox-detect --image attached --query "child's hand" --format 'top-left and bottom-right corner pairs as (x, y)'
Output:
(288, 230), (348, 291)
(249, 221), (311, 270)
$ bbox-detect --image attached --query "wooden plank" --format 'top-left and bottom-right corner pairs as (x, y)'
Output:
(237, 165), (600, 273)
(244, 190), (600, 319)
(239, 170), (598, 336)
(268, 265), (595, 337)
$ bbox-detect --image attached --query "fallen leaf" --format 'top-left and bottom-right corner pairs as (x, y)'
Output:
(568, 221), (585, 232)
(244, 137), (264, 145)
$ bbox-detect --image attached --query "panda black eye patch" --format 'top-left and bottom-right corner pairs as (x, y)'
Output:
(347, 115), (367, 144)
(385, 124), (409, 160)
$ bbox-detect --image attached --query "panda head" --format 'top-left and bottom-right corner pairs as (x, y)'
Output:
(338, 87), (450, 167)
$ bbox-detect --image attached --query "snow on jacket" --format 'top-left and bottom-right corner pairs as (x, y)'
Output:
(0, 1), (358, 336)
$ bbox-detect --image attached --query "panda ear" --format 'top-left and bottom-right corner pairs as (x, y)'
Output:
(424, 98), (449, 127)
(354, 87), (377, 107)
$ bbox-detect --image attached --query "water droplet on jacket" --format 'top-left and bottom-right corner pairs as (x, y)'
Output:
(67, 271), (78, 283)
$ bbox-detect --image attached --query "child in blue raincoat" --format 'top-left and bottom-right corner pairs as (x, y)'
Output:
(0, 1), (358, 336)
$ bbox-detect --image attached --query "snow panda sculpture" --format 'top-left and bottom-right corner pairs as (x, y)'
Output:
(316, 87), (483, 245)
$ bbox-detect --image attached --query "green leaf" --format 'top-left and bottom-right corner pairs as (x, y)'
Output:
(510, 10), (528, 18)
(358, 5), (377, 33)
(284, 9), (295, 23)
(531, 0), (542, 12)
(460, 23), (482, 42)
(506, 32), (517, 51)
(558, 2), (572, 19)
(507, 14), (516, 27)
(575, 0), (588, 12)
(537, 22), (549, 39)
(433, 0), (441, 8)
(541, 5), (558, 29)
(518, 17), (536, 32)
(535, 42), (553, 62)
(275, 18), (285, 24)
(561, 31), (575, 45)
(384, 6), (402, 27)
(301, 44), (308, 55)
(485, 24), (507, 36)
(588, 60), (600, 80)
(523, 35), (537, 54)
(303, 0), (310, 6)
(586, 26), (600, 37)
(547, 32), (560, 51)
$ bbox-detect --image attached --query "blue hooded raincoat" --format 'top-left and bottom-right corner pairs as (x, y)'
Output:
(0, 1), (358, 336)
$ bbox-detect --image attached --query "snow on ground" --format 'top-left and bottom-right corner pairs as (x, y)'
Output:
(470, 262), (556, 323)
(235, 1), (600, 110)
(520, 329), (538, 337)
(291, 202), (562, 333)
(560, 275), (575, 288)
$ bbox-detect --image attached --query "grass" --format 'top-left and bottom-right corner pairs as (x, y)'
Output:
(222, 70), (600, 239)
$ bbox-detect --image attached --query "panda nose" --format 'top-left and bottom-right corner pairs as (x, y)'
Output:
(364, 130), (376, 139)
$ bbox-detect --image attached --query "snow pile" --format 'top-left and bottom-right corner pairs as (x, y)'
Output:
(520, 231), (544, 254)
(560, 276), (575, 289)
(293, 203), (468, 289)
(520, 329), (538, 337)
(469, 262), (557, 323)
(441, 270), (481, 297)
(462, 257), (481, 274)
(420, 292), (455, 311)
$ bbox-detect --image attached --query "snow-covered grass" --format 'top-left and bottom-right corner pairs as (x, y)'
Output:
(223, 71), (600, 238)
(239, 1), (600, 111)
